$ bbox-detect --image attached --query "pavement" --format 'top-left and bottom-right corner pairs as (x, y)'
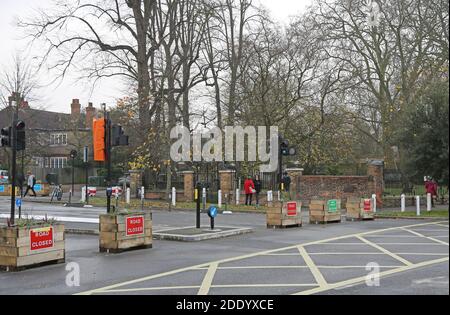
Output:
(0, 196), (448, 295)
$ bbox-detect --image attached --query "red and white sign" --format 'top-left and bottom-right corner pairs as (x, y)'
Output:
(287, 202), (297, 216)
(88, 187), (97, 197)
(112, 186), (123, 196)
(126, 216), (145, 236)
(363, 199), (372, 212)
(30, 227), (54, 251)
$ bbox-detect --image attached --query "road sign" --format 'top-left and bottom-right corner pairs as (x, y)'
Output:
(15, 198), (22, 207)
(30, 227), (54, 251)
(364, 199), (372, 212)
(208, 206), (218, 219)
(126, 216), (145, 236)
(0, 185), (5, 193)
(34, 184), (42, 192)
(287, 202), (297, 216)
(327, 200), (338, 213)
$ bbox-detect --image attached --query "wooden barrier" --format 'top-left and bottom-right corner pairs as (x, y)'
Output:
(0, 224), (65, 271)
(99, 212), (152, 253)
(346, 197), (375, 221)
(267, 201), (302, 229)
(309, 199), (342, 224)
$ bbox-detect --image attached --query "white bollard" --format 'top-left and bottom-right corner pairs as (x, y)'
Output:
(278, 190), (281, 201)
(172, 187), (176, 206)
(427, 193), (432, 212)
(218, 190), (222, 208)
(401, 194), (406, 212)
(416, 196), (421, 216)
(267, 190), (273, 202)
(141, 186), (145, 200)
(236, 189), (240, 205)
(81, 187), (86, 203)
(372, 194), (377, 213)
(126, 188), (131, 204)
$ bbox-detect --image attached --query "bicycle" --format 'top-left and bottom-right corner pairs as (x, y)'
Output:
(50, 184), (63, 202)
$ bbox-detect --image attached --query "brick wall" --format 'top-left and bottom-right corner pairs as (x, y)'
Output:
(298, 176), (371, 204)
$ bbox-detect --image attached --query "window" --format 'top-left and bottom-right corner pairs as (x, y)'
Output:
(48, 157), (67, 169)
(50, 133), (68, 146)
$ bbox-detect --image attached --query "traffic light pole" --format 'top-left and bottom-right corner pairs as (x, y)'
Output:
(106, 112), (112, 214)
(9, 113), (18, 226)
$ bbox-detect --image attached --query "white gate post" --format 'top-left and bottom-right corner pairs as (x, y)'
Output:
(427, 193), (432, 212)
(126, 188), (131, 204)
(218, 190), (222, 208)
(372, 194), (377, 213)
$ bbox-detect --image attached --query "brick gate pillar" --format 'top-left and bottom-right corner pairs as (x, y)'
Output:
(285, 168), (304, 200)
(367, 160), (384, 208)
(219, 170), (235, 203)
(129, 170), (144, 198)
(182, 171), (195, 202)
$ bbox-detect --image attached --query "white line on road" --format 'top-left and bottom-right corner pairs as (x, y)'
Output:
(0, 214), (99, 224)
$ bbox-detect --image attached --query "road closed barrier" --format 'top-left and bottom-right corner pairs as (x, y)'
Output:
(346, 197), (375, 221)
(309, 199), (342, 224)
(266, 201), (302, 229)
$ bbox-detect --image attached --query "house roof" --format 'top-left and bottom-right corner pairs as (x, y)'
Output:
(0, 106), (87, 131)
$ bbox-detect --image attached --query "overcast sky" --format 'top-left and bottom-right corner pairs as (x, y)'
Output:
(0, 0), (312, 113)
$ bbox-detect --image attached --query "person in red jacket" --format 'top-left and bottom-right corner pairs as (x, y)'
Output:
(425, 177), (438, 207)
(244, 176), (255, 206)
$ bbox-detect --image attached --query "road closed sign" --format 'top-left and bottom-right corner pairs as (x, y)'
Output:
(30, 227), (54, 251)
(287, 202), (297, 216)
(126, 216), (145, 237)
(364, 199), (372, 212)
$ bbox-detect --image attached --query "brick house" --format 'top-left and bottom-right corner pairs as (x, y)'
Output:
(0, 97), (98, 184)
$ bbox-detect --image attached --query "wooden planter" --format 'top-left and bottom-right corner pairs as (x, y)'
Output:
(0, 224), (65, 271)
(346, 198), (375, 221)
(309, 199), (342, 224)
(0, 185), (20, 197)
(267, 201), (302, 229)
(99, 212), (152, 253)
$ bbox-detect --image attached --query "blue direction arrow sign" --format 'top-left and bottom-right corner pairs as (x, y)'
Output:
(208, 206), (218, 219)
(16, 198), (22, 207)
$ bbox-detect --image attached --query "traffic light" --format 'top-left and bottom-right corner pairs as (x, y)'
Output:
(112, 125), (129, 147)
(16, 121), (26, 151)
(279, 137), (297, 157)
(280, 139), (289, 156)
(93, 118), (106, 162)
(0, 127), (11, 147)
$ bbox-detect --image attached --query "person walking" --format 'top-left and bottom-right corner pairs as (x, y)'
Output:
(244, 176), (255, 206)
(24, 171), (37, 197)
(254, 175), (262, 206)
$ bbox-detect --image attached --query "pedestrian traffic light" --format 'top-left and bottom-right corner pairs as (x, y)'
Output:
(16, 121), (26, 151)
(93, 118), (106, 162)
(0, 127), (11, 147)
(112, 125), (129, 147)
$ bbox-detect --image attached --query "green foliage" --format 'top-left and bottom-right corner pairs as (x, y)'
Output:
(14, 216), (58, 228)
(399, 81), (449, 185)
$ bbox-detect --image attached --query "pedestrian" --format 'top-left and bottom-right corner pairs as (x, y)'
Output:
(254, 175), (262, 206)
(425, 177), (438, 207)
(244, 176), (255, 206)
(282, 172), (291, 199)
(24, 171), (37, 197)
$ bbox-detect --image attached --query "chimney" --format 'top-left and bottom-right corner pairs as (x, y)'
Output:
(20, 101), (30, 109)
(85, 102), (96, 129)
(71, 99), (81, 117)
